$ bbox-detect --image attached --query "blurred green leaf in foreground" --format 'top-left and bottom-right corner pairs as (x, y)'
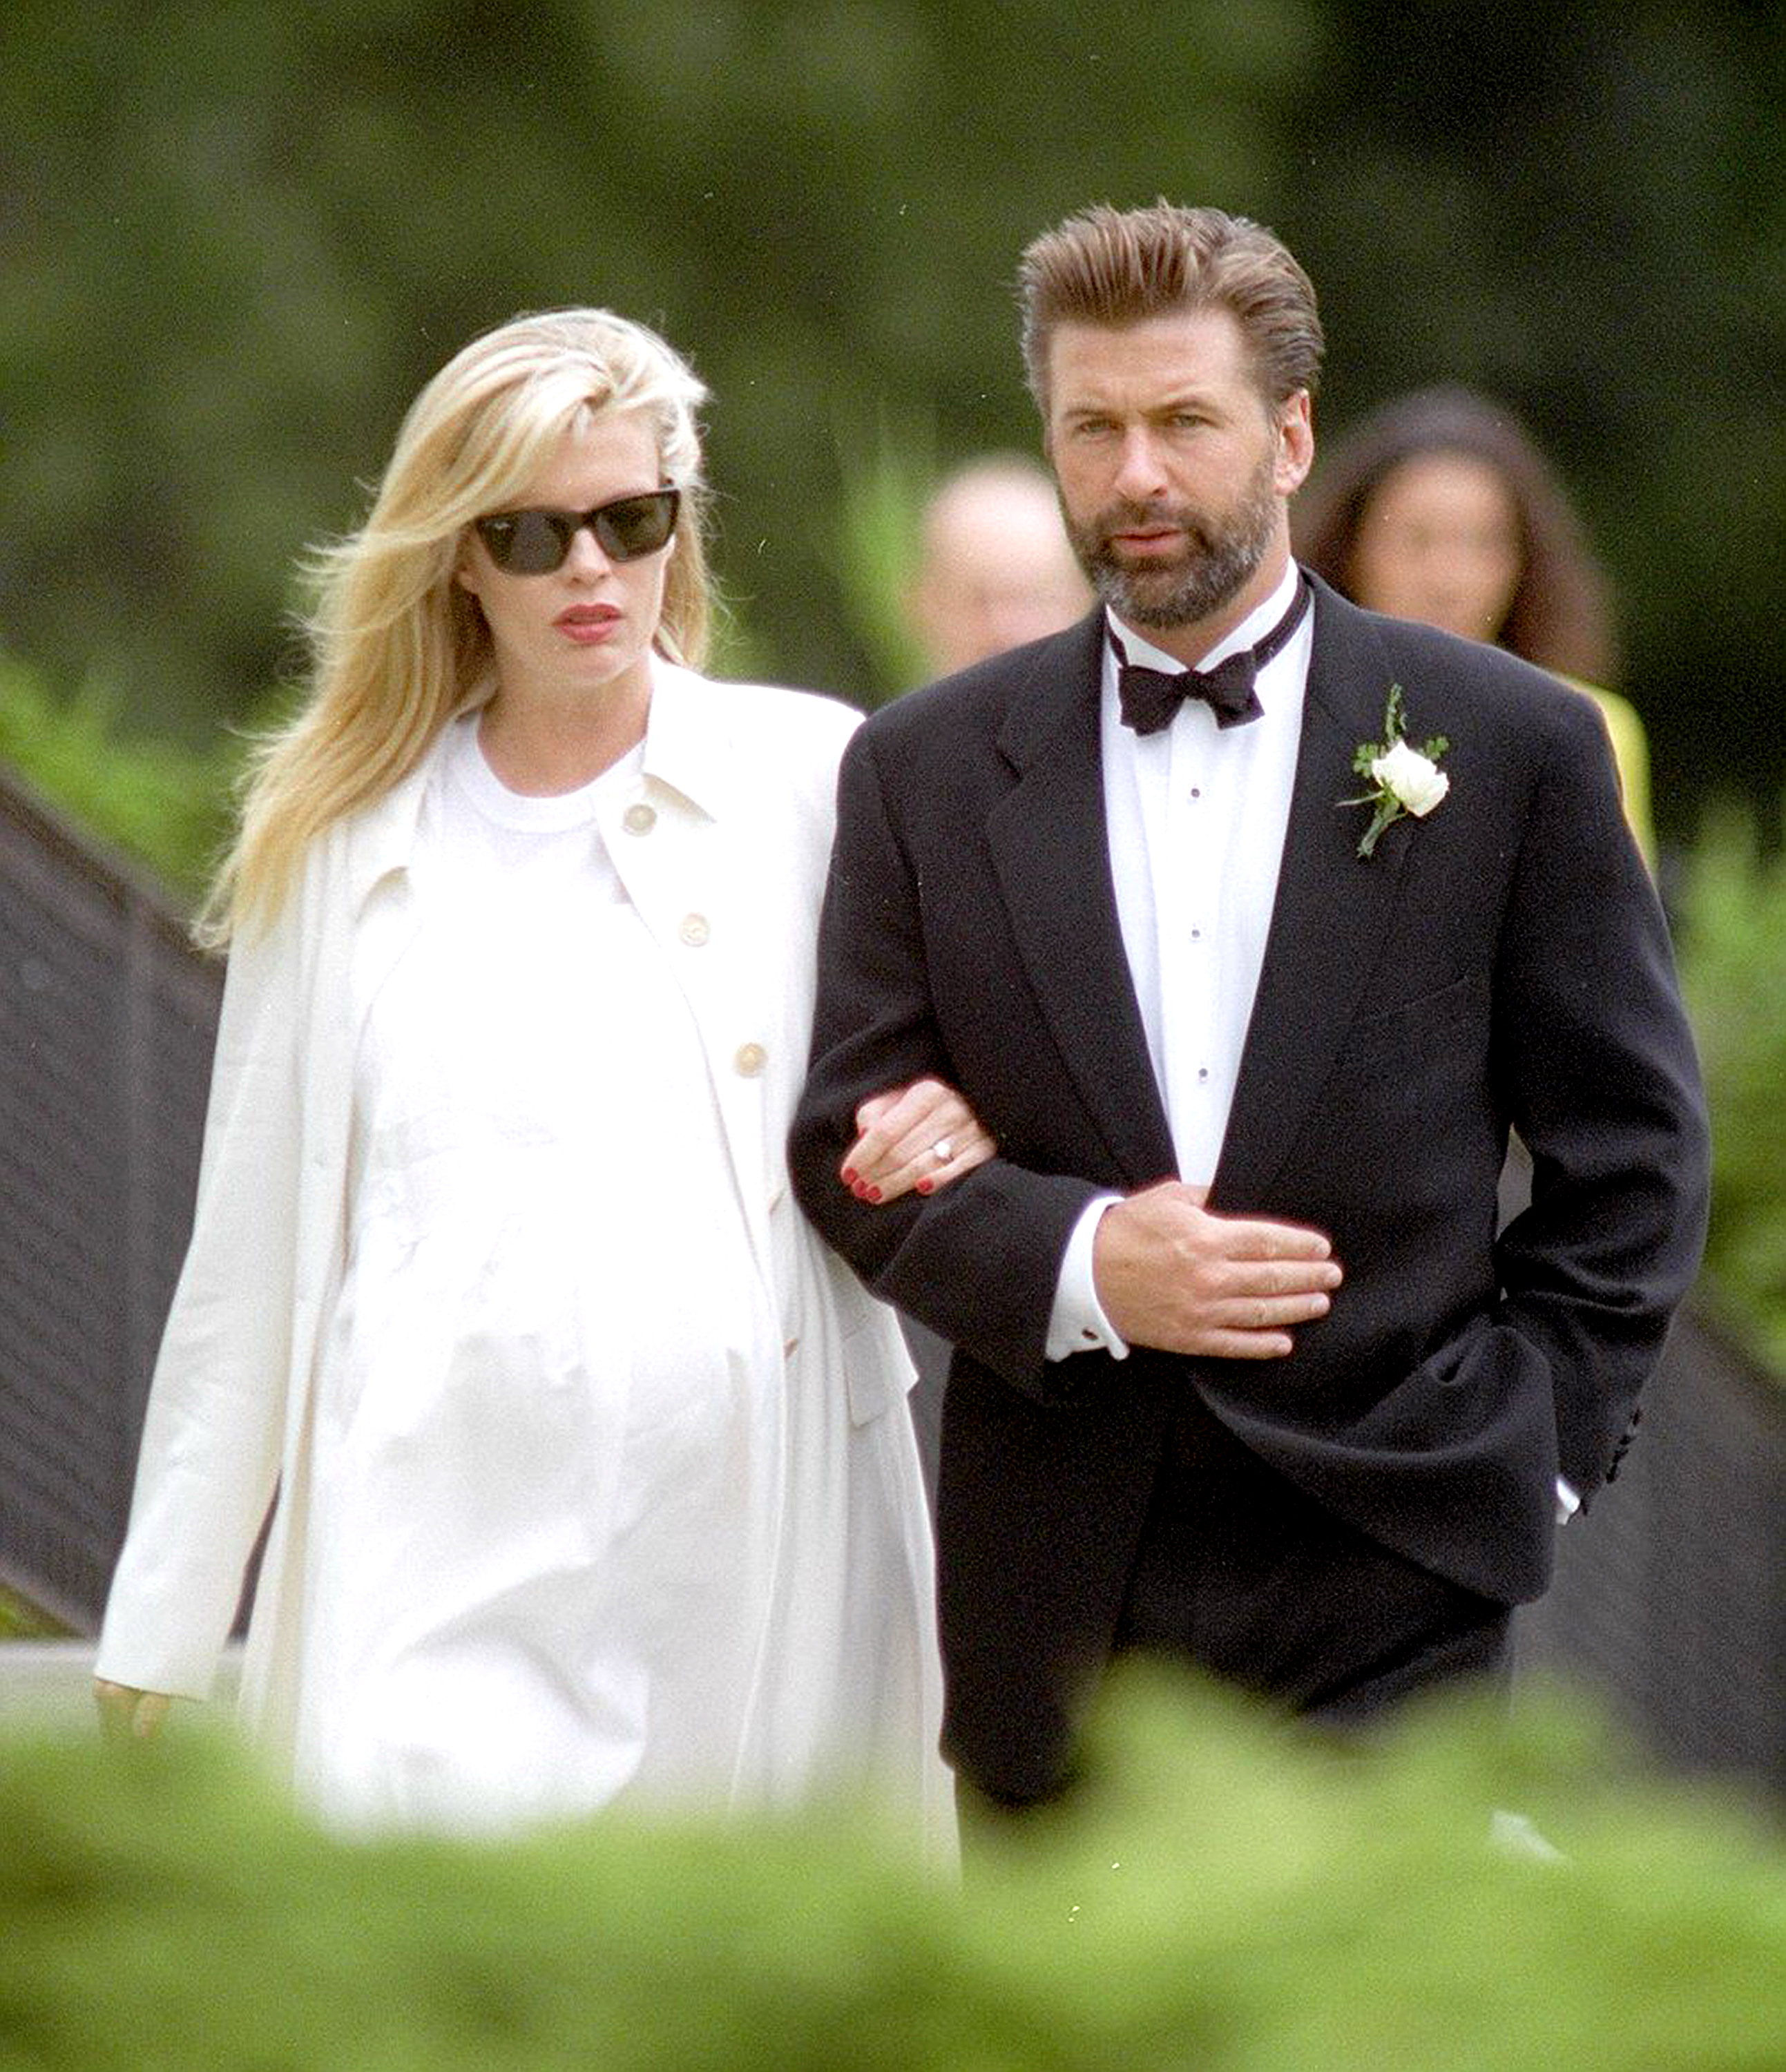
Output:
(5, 1669), (1785, 2070)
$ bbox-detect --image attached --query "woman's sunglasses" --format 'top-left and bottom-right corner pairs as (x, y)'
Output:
(472, 488), (680, 575)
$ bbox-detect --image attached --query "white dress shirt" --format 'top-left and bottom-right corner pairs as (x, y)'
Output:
(1046, 563), (1309, 1359)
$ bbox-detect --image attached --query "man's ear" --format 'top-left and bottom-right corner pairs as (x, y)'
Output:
(1276, 391), (1314, 497)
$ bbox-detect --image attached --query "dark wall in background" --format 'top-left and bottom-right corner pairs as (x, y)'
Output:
(0, 768), (218, 1628)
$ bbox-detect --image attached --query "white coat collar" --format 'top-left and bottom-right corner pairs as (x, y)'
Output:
(340, 656), (737, 916)
(639, 655), (738, 824)
(342, 740), (439, 919)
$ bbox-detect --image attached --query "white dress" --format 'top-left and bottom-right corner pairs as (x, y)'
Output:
(294, 722), (811, 1830)
(96, 669), (949, 1854)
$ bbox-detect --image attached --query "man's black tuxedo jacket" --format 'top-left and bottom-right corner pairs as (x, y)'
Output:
(789, 576), (1708, 1798)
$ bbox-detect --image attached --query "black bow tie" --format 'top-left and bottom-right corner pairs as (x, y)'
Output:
(1115, 576), (1312, 736)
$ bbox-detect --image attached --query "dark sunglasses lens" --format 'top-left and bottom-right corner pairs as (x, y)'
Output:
(593, 490), (679, 562)
(475, 490), (678, 573)
(478, 510), (574, 574)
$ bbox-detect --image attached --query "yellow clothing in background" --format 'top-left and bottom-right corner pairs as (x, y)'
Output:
(1571, 681), (1655, 870)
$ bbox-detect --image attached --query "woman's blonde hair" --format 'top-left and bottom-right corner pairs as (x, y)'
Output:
(200, 307), (711, 947)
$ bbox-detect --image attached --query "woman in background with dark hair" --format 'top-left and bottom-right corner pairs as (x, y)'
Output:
(1295, 385), (1653, 861)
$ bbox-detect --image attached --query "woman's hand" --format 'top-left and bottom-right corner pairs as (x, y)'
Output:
(841, 1077), (995, 1205)
(95, 1680), (172, 1745)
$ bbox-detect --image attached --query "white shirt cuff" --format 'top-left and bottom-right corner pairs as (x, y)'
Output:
(1555, 1477), (1579, 1524)
(1045, 1196), (1130, 1361)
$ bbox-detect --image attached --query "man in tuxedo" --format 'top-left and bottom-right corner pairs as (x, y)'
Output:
(789, 203), (1708, 1809)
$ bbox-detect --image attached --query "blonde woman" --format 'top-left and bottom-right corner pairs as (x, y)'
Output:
(93, 310), (984, 1845)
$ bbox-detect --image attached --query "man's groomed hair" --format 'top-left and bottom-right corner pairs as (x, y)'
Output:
(1018, 202), (1324, 414)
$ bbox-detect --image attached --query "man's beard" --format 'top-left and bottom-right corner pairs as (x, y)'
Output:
(1065, 447), (1278, 631)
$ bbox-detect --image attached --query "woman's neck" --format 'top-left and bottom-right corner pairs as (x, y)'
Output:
(475, 675), (651, 796)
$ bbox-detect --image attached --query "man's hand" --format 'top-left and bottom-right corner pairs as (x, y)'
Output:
(1093, 1180), (1341, 1358)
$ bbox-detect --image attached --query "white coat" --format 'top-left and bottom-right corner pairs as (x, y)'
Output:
(95, 661), (950, 1837)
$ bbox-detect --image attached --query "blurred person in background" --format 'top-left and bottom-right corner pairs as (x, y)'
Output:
(905, 454), (1091, 678)
(1294, 385), (1653, 865)
(93, 308), (991, 1846)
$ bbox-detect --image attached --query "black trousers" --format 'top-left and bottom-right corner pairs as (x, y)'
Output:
(961, 1388), (1515, 1817)
(1112, 1387), (1513, 1725)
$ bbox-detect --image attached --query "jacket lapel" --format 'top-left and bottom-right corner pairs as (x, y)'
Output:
(1211, 579), (1413, 1208)
(987, 613), (1176, 1187)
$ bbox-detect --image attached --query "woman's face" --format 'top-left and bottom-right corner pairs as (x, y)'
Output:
(1345, 450), (1523, 646)
(455, 410), (673, 709)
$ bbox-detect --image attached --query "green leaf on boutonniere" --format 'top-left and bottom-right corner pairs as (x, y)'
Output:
(1340, 683), (1451, 859)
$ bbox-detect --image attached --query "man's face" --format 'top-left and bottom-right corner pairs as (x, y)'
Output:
(1045, 307), (1312, 633)
(908, 477), (1091, 674)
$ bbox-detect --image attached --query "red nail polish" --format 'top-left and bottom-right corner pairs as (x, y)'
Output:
(851, 1180), (869, 1199)
(916, 1177), (934, 1196)
(841, 1167), (858, 1185)
(866, 1186), (882, 1203)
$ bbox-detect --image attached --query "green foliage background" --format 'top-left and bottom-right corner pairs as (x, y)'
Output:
(3, 1), (1782, 825)
(1676, 809), (1786, 1371)
(0, 658), (231, 899)
(8, 1674), (1786, 2069)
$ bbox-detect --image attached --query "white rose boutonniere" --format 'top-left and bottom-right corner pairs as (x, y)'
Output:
(1343, 684), (1450, 858)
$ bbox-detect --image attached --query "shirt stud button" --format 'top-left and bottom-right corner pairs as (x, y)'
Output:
(679, 913), (710, 947)
(622, 802), (656, 835)
(734, 1042), (767, 1077)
